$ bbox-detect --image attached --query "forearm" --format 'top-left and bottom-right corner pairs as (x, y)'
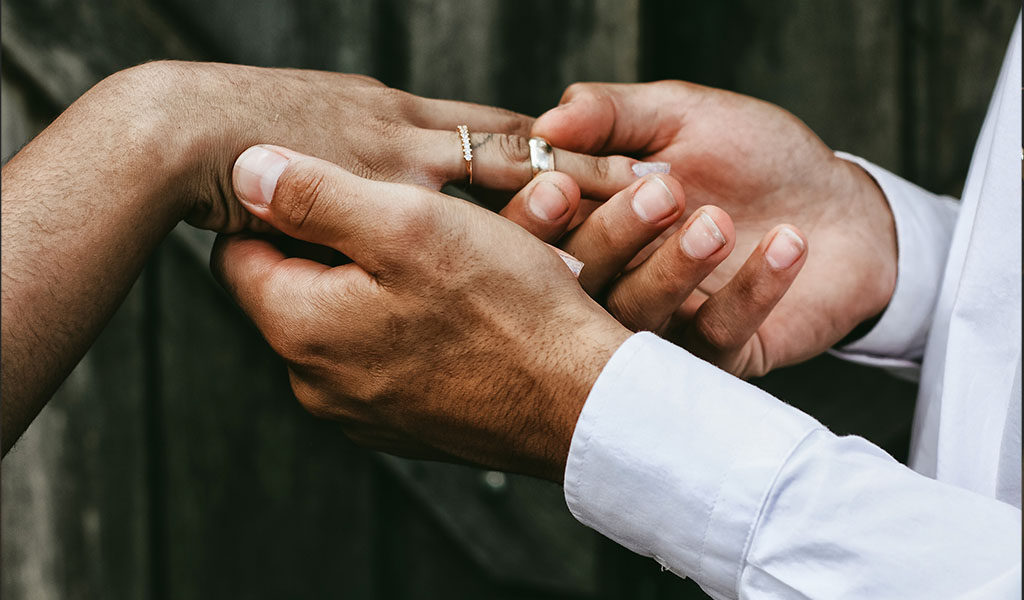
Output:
(1, 64), (195, 455)
(0, 60), (335, 453)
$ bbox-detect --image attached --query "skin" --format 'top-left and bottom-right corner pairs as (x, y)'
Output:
(213, 145), (632, 481)
(530, 81), (897, 378)
(3, 67), (893, 480)
(0, 60), (636, 456)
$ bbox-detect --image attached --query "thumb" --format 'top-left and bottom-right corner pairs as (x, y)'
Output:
(232, 144), (431, 273)
(531, 81), (693, 156)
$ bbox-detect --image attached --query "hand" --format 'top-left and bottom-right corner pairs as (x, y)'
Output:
(530, 81), (897, 377)
(125, 61), (637, 233)
(2, 59), (631, 454)
(212, 145), (631, 481)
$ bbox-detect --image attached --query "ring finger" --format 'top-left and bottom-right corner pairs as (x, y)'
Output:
(418, 129), (639, 202)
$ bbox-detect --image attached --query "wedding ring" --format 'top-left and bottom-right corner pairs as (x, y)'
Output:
(457, 125), (473, 184)
(529, 137), (555, 176)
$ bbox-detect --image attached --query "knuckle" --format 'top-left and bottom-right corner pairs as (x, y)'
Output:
(291, 377), (335, 420)
(378, 86), (408, 107)
(391, 93), (419, 122)
(374, 109), (410, 139)
(501, 115), (533, 139)
(586, 210), (621, 250)
(258, 288), (324, 362)
(643, 259), (682, 299)
(658, 79), (689, 93)
(347, 160), (380, 181)
(591, 155), (611, 180)
(606, 290), (646, 331)
(384, 87), (416, 112)
(391, 192), (436, 237)
(734, 275), (779, 309)
(272, 165), (331, 231)
(346, 73), (385, 87)
(562, 82), (597, 103)
(693, 314), (742, 352)
(261, 314), (304, 361)
(497, 133), (531, 165)
(373, 191), (440, 275)
(360, 119), (420, 178)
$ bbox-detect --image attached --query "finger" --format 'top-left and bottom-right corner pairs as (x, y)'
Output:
(407, 98), (534, 138)
(212, 233), (373, 356)
(560, 174), (684, 295)
(606, 207), (734, 332)
(532, 81), (700, 155)
(498, 171), (581, 243)
(422, 130), (638, 201)
(211, 233), (322, 327)
(232, 144), (440, 274)
(682, 225), (808, 362)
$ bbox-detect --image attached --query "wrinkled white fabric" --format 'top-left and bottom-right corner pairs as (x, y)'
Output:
(564, 14), (1021, 599)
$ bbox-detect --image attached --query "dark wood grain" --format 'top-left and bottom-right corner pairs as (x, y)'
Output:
(1, 1), (1015, 598)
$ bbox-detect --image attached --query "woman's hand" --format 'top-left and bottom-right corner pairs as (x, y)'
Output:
(120, 61), (638, 233)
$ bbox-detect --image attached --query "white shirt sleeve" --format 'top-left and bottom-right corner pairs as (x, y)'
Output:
(829, 153), (959, 376)
(565, 332), (1022, 599)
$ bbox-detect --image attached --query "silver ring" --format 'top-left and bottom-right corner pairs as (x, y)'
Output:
(529, 137), (555, 176)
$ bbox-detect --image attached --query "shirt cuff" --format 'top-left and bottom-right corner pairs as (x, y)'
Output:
(563, 332), (823, 599)
(831, 152), (959, 364)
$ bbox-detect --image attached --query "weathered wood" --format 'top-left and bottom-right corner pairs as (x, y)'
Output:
(2, 1), (1016, 598)
(642, 0), (903, 171)
(0, 271), (152, 600)
(399, 0), (641, 114)
(158, 0), (378, 72)
(904, 0), (1019, 195)
(152, 227), (377, 599)
(380, 456), (598, 594)
(0, 0), (198, 106)
(0, 65), (54, 162)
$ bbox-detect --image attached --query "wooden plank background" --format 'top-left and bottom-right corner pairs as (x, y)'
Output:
(2, 1), (1017, 598)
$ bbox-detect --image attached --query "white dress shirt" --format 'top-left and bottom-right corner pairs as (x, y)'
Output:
(564, 15), (1022, 599)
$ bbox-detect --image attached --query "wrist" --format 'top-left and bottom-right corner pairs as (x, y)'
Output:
(834, 156), (898, 322)
(535, 313), (631, 483)
(96, 62), (210, 224)
(107, 61), (270, 233)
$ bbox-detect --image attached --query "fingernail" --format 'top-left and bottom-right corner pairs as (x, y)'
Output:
(631, 176), (678, 223)
(631, 161), (671, 178)
(234, 145), (290, 208)
(680, 211), (726, 259)
(765, 227), (805, 270)
(528, 181), (570, 221)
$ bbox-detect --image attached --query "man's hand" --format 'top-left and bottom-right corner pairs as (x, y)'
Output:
(0, 60), (630, 455)
(530, 81), (897, 377)
(213, 145), (631, 481)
